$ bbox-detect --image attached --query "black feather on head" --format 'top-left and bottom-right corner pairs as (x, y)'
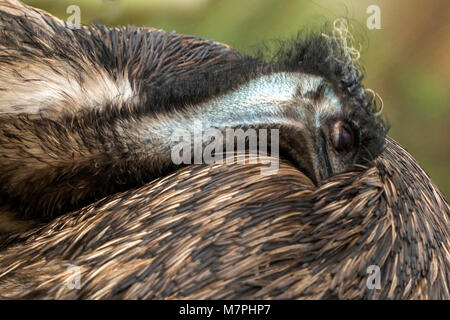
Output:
(263, 19), (389, 166)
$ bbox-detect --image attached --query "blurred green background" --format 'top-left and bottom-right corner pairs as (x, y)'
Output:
(24, 0), (450, 198)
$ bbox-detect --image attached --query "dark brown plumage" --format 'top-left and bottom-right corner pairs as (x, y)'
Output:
(0, 0), (448, 300)
(0, 138), (448, 299)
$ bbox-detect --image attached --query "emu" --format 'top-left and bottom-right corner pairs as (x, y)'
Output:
(0, 0), (448, 299)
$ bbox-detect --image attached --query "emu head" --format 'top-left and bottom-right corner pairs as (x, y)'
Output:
(259, 20), (388, 184)
(190, 66), (389, 185)
(230, 69), (388, 185)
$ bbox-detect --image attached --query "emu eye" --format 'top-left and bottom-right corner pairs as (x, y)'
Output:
(331, 122), (354, 152)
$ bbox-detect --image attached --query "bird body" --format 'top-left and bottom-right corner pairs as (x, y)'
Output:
(0, 137), (448, 299)
(0, 0), (448, 299)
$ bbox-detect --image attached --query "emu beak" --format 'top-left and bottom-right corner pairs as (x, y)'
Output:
(279, 126), (333, 186)
(309, 148), (334, 186)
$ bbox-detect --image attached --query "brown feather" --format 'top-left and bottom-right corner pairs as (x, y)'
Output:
(0, 138), (448, 299)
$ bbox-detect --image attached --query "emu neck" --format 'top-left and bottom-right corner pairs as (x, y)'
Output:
(145, 72), (324, 150)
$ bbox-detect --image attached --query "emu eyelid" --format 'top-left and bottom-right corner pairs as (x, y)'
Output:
(331, 121), (354, 152)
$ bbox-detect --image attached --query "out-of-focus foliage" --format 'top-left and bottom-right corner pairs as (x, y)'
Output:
(24, 0), (450, 197)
